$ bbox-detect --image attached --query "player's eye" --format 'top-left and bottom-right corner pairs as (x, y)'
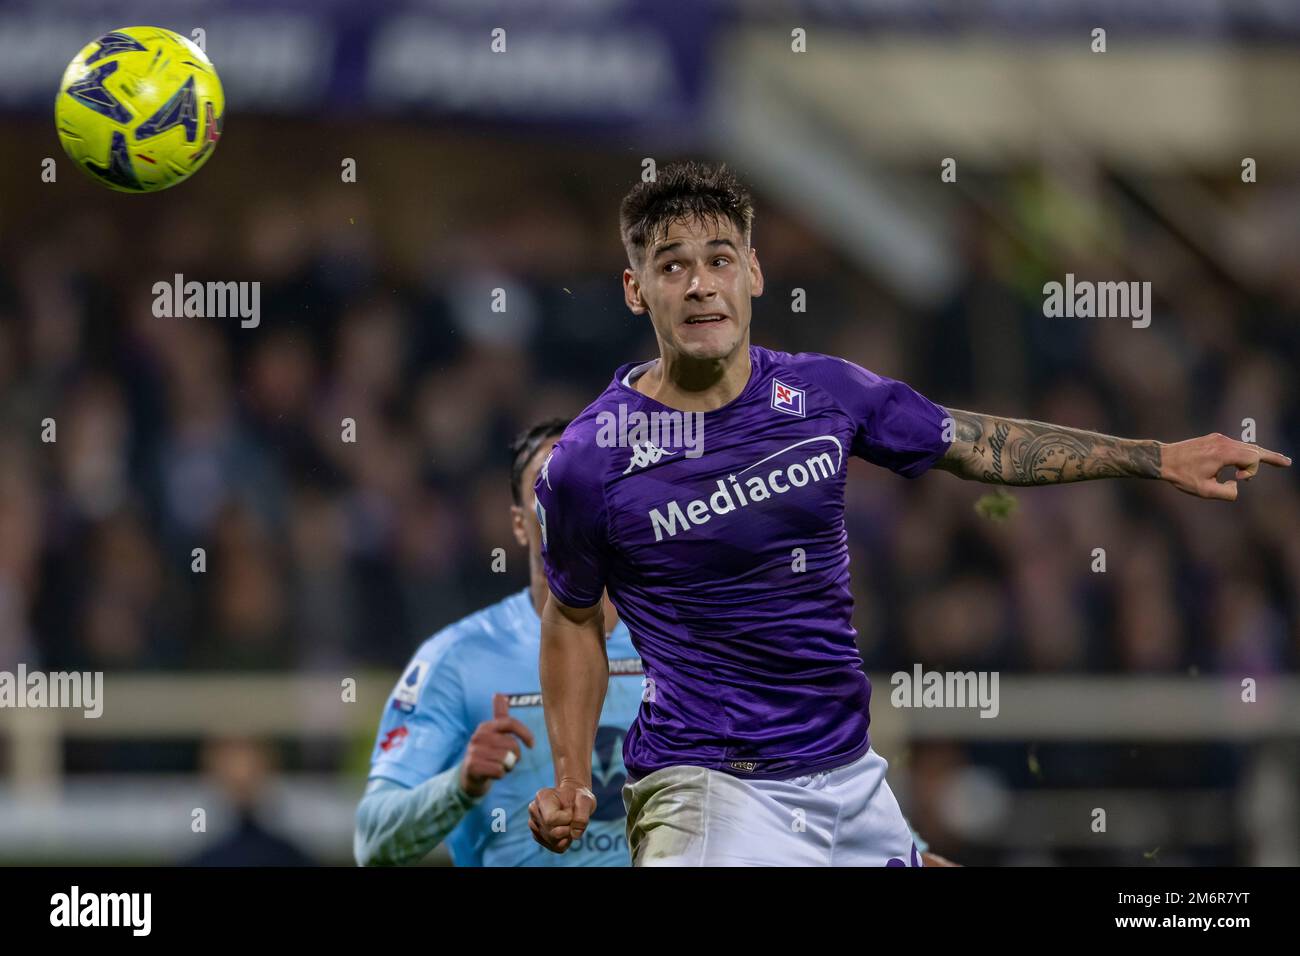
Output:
(712, 257), (731, 267)
(662, 261), (681, 273)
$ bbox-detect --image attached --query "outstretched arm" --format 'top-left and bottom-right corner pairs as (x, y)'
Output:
(935, 408), (1290, 500)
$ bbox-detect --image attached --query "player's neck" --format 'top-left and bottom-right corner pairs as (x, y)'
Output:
(633, 342), (752, 412)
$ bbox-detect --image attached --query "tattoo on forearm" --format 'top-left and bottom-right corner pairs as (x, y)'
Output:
(955, 416), (983, 444)
(940, 409), (1162, 485)
(988, 422), (1009, 480)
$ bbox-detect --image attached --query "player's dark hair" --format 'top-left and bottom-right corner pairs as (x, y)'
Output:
(509, 417), (570, 505)
(619, 160), (754, 270)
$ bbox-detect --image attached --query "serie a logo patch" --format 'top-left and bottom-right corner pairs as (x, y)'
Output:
(390, 660), (430, 713)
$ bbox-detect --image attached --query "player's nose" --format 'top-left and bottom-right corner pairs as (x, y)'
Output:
(685, 275), (719, 299)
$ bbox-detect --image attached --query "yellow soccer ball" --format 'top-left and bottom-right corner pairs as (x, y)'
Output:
(55, 27), (225, 193)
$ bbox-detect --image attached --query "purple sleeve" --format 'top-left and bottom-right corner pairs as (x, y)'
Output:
(800, 354), (952, 478)
(533, 437), (609, 608)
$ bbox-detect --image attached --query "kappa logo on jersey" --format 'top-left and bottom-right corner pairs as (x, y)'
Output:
(623, 441), (677, 475)
(391, 660), (430, 713)
(380, 725), (409, 752)
(771, 379), (805, 417)
(539, 450), (553, 491)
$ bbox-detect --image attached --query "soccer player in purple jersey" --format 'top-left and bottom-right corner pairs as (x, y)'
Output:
(527, 161), (1291, 866)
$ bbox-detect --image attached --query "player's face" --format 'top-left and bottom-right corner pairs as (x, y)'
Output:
(624, 215), (763, 363)
(510, 437), (559, 559)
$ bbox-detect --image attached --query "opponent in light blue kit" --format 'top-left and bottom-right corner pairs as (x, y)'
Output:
(355, 419), (644, 866)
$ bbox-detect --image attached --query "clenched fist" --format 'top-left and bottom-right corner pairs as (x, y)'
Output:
(528, 780), (597, 853)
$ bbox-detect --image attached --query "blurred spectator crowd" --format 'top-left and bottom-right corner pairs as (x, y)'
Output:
(2, 128), (1297, 863)
(1, 135), (1297, 689)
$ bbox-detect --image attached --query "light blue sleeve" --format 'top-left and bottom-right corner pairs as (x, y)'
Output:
(368, 633), (473, 788)
(353, 772), (484, 866)
(357, 626), (481, 865)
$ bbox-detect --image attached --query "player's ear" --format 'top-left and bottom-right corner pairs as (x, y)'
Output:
(748, 246), (764, 297)
(510, 504), (528, 548)
(623, 267), (648, 315)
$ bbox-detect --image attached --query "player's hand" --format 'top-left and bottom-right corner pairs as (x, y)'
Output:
(459, 693), (535, 799)
(528, 779), (597, 854)
(1160, 434), (1290, 501)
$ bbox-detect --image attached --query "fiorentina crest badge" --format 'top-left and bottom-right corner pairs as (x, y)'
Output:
(771, 379), (805, 417)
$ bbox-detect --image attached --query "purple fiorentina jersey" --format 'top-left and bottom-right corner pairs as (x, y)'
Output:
(534, 345), (951, 781)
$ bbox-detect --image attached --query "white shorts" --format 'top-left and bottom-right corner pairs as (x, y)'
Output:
(621, 746), (921, 867)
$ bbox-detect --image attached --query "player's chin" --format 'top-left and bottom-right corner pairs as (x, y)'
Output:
(675, 326), (740, 361)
